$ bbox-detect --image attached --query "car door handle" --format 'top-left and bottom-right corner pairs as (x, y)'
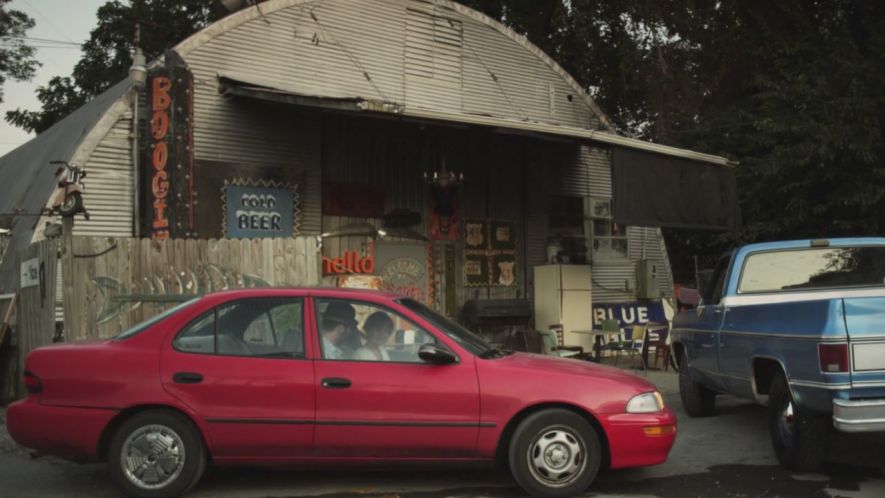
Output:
(321, 377), (352, 389)
(172, 372), (203, 384)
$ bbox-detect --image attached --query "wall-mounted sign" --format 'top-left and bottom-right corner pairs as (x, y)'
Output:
(464, 219), (518, 287)
(20, 258), (39, 288)
(338, 275), (383, 290)
(592, 301), (666, 328)
(323, 251), (375, 275)
(376, 242), (430, 304)
(225, 185), (295, 238)
(141, 53), (194, 239)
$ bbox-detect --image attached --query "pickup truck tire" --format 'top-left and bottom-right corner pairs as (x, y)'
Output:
(769, 372), (829, 471)
(678, 352), (716, 417)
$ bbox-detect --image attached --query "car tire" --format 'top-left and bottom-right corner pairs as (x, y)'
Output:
(508, 409), (602, 498)
(678, 351), (717, 417)
(108, 410), (206, 498)
(769, 372), (829, 471)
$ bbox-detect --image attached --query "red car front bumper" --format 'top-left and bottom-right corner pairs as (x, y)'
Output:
(601, 407), (677, 469)
(6, 397), (117, 461)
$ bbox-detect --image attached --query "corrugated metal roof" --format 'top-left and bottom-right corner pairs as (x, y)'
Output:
(0, 79), (131, 293)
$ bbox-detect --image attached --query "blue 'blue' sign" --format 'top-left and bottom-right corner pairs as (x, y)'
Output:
(592, 301), (666, 328)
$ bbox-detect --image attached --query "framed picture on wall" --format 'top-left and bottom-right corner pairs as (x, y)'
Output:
(464, 253), (489, 287)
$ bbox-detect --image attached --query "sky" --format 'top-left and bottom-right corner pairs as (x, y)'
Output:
(0, 0), (108, 156)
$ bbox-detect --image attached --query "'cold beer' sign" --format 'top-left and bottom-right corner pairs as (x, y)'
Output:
(225, 185), (294, 238)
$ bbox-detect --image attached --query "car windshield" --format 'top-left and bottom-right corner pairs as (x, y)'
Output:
(397, 298), (491, 356)
(115, 298), (200, 340)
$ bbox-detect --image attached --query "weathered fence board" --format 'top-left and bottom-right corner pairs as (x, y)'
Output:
(64, 236), (320, 340)
(16, 239), (59, 390)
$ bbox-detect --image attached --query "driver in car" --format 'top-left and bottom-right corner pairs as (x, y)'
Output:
(320, 302), (359, 359)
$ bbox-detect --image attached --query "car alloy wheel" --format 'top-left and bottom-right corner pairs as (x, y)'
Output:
(526, 426), (587, 488)
(108, 410), (205, 498)
(120, 424), (186, 490)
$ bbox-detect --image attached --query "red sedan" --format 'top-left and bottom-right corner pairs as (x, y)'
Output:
(6, 289), (676, 497)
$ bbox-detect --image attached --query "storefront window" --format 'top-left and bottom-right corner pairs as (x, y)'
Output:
(590, 198), (628, 262)
(548, 196), (584, 236)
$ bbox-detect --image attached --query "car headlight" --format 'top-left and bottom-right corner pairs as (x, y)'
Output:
(626, 391), (665, 413)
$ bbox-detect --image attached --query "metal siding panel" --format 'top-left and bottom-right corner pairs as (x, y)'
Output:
(74, 116), (134, 237)
(584, 146), (611, 198)
(591, 264), (635, 303)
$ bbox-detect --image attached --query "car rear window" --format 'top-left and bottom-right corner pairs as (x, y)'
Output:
(739, 246), (885, 293)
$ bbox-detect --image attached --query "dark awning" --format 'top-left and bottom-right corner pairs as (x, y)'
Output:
(219, 73), (740, 231)
(611, 147), (740, 230)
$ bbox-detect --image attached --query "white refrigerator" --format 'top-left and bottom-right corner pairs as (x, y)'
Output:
(533, 264), (594, 349)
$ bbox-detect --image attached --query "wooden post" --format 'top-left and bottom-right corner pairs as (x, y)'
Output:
(0, 293), (17, 347)
(60, 217), (75, 341)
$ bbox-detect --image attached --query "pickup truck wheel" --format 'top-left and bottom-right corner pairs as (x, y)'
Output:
(678, 352), (716, 417)
(769, 373), (829, 471)
(108, 410), (206, 498)
(508, 409), (602, 497)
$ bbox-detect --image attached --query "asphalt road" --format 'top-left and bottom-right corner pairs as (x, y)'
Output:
(2, 367), (884, 498)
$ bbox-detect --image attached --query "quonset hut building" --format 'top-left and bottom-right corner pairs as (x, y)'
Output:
(0, 0), (737, 347)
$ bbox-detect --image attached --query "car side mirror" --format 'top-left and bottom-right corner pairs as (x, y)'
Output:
(418, 343), (457, 365)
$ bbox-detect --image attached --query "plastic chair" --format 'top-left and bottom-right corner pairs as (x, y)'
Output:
(597, 319), (627, 363)
(539, 329), (585, 359)
(629, 325), (649, 370)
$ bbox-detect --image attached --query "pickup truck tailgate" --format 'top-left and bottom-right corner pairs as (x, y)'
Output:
(843, 297), (885, 386)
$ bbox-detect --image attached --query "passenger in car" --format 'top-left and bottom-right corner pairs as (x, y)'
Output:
(352, 311), (394, 361)
(320, 302), (359, 359)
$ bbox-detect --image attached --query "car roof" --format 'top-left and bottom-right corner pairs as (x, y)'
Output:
(738, 237), (885, 254)
(200, 287), (404, 301)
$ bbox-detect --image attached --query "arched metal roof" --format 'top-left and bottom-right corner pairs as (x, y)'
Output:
(174, 0), (617, 131)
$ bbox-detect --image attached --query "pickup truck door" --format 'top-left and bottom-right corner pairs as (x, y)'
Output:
(687, 256), (730, 391)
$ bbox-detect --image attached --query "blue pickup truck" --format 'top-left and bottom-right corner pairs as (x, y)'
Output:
(671, 238), (885, 471)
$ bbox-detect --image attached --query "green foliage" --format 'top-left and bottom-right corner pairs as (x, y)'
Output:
(0, 0), (39, 103)
(469, 0), (885, 277)
(6, 0), (225, 133)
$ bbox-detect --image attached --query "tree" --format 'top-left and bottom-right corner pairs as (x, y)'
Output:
(6, 0), (225, 134)
(463, 0), (885, 280)
(0, 0), (39, 103)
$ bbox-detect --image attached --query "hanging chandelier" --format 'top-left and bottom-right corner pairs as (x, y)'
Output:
(423, 159), (463, 188)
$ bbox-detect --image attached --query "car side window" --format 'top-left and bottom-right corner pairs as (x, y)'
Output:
(173, 298), (304, 359)
(315, 298), (438, 363)
(173, 310), (216, 354)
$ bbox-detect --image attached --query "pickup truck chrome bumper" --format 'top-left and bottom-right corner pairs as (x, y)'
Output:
(833, 398), (885, 432)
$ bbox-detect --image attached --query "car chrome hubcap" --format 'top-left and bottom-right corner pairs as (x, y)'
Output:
(528, 427), (586, 488)
(120, 424), (185, 490)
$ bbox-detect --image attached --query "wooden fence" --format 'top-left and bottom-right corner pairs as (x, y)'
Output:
(15, 239), (59, 396)
(63, 236), (320, 340)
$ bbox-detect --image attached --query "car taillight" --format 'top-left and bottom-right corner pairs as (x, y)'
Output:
(819, 344), (849, 373)
(24, 371), (42, 394)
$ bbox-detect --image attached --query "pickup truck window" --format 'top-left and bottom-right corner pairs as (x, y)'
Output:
(739, 247), (885, 293)
(703, 257), (730, 305)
